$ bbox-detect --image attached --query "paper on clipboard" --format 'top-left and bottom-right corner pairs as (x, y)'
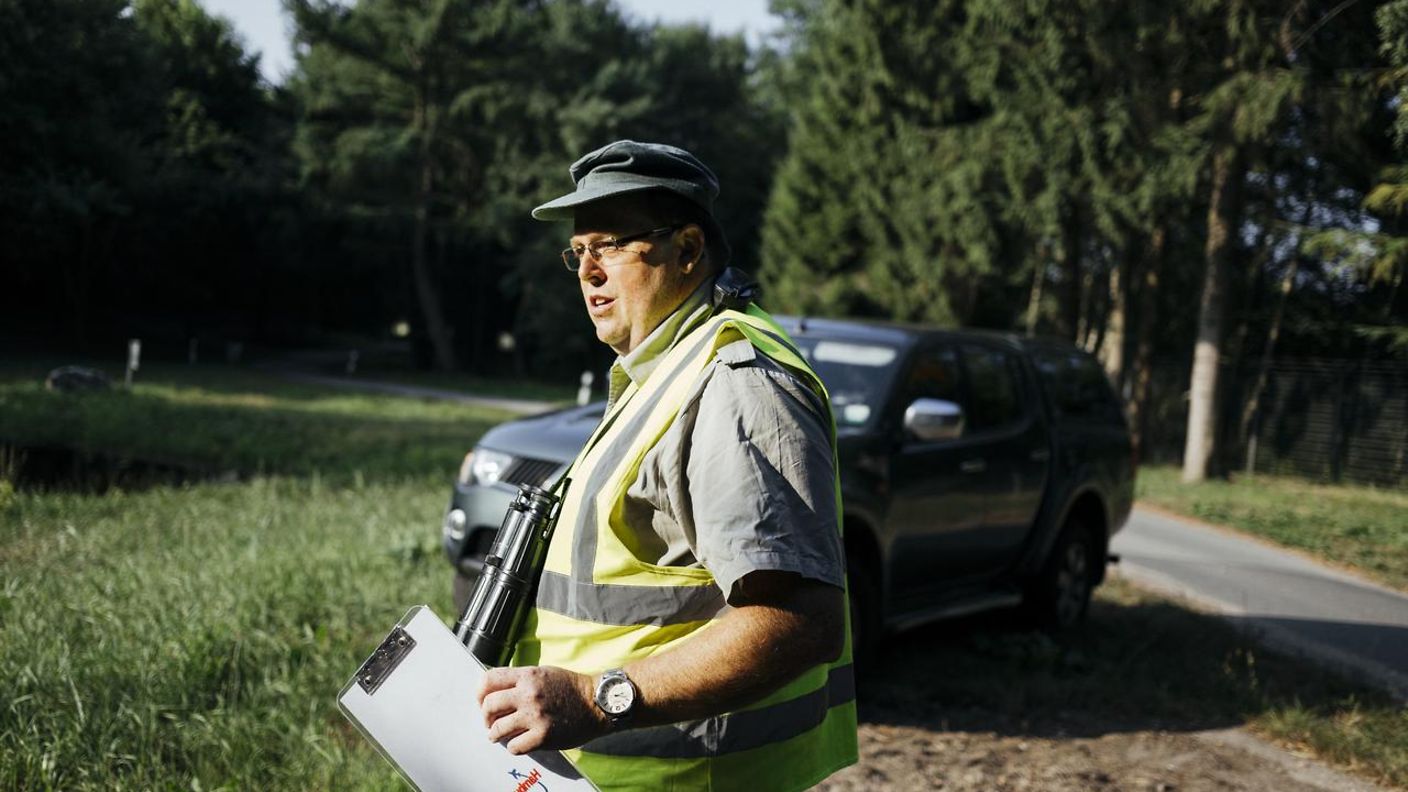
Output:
(338, 605), (600, 792)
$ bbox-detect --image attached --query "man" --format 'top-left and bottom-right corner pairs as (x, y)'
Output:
(476, 141), (858, 791)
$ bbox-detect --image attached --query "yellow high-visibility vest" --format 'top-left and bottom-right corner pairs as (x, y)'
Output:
(512, 304), (858, 792)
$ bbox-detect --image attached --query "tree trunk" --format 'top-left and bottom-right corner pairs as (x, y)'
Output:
(1129, 225), (1165, 459)
(412, 88), (457, 372)
(1063, 211), (1083, 342)
(1100, 255), (1127, 385)
(1025, 256), (1046, 336)
(1236, 192), (1311, 456)
(1238, 255), (1298, 452)
(1182, 146), (1243, 483)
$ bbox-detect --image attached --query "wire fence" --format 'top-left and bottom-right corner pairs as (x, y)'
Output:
(1136, 357), (1408, 488)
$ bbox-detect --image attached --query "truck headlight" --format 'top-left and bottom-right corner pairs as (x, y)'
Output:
(459, 448), (513, 486)
(444, 508), (467, 541)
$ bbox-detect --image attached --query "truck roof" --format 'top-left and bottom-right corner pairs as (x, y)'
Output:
(773, 314), (1075, 356)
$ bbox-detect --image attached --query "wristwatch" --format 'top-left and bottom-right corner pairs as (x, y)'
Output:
(593, 668), (638, 724)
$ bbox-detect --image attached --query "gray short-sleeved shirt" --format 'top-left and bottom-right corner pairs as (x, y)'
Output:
(606, 281), (846, 603)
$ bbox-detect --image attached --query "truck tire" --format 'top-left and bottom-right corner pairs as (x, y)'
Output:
(1025, 517), (1097, 631)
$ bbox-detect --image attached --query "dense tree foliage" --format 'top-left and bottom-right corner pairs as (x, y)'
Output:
(2, 0), (1404, 477)
(760, 0), (1401, 475)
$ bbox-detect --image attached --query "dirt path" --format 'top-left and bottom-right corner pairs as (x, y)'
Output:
(820, 716), (1386, 791)
(808, 576), (1401, 792)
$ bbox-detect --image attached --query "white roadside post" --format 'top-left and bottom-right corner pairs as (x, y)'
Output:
(126, 339), (141, 389)
(577, 370), (594, 406)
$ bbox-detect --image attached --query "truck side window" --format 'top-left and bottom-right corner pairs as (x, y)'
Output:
(960, 344), (1023, 432)
(1032, 349), (1123, 423)
(899, 345), (964, 411)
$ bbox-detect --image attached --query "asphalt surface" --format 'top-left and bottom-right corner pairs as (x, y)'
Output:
(1111, 506), (1408, 700)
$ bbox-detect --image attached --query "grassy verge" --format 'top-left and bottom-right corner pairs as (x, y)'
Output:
(1136, 465), (1408, 592)
(868, 576), (1408, 789)
(352, 369), (579, 405)
(1, 477), (449, 790)
(0, 365), (492, 789)
(0, 362), (513, 481)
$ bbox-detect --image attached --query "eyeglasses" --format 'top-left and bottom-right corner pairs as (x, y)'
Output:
(561, 225), (681, 271)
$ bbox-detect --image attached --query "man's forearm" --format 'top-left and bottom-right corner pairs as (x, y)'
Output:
(480, 573), (846, 754)
(616, 574), (845, 729)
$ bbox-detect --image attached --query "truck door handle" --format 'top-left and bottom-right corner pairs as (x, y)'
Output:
(1030, 448), (1051, 462)
(960, 459), (987, 474)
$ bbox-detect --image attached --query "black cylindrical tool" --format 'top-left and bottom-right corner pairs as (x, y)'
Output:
(454, 483), (564, 666)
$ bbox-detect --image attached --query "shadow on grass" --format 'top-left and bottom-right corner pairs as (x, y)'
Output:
(858, 582), (1399, 741)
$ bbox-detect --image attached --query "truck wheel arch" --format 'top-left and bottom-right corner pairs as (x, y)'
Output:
(1057, 490), (1110, 586)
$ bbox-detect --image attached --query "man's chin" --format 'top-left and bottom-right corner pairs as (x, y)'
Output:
(595, 325), (628, 352)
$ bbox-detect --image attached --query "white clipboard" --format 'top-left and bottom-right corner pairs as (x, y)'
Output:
(338, 605), (600, 792)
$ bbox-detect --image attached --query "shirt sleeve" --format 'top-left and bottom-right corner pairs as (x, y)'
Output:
(682, 342), (847, 603)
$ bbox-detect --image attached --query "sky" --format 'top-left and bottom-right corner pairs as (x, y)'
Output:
(201, 0), (782, 85)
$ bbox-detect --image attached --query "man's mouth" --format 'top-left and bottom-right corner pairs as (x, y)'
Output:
(588, 295), (615, 316)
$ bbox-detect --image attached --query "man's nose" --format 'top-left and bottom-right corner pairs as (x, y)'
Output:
(577, 253), (606, 283)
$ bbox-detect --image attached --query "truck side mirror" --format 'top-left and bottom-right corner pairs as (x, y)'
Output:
(903, 398), (965, 443)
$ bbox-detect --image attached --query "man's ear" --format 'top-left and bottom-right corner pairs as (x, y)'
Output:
(678, 224), (706, 274)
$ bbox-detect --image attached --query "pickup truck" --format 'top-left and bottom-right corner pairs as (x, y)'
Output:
(441, 317), (1135, 655)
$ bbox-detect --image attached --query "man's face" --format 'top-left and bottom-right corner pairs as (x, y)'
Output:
(571, 198), (703, 356)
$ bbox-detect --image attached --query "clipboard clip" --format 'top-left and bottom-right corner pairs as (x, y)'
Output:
(356, 625), (417, 695)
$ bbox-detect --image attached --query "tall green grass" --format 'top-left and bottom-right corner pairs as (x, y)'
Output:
(0, 363), (503, 788)
(1, 477), (454, 790)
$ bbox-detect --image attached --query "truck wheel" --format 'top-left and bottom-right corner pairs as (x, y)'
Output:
(1026, 518), (1097, 631)
(452, 569), (477, 617)
(847, 560), (880, 674)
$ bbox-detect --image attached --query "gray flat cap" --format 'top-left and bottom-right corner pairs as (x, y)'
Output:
(532, 140), (730, 264)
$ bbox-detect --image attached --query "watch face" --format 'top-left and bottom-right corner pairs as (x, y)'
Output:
(601, 678), (634, 715)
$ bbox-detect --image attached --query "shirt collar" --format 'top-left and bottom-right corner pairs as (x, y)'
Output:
(607, 279), (714, 406)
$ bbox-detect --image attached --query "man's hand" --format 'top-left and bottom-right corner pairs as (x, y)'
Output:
(477, 665), (609, 755)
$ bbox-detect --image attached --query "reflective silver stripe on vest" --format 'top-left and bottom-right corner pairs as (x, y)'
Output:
(535, 570), (728, 626)
(582, 663), (856, 759)
(569, 316), (733, 586)
(538, 312), (819, 626)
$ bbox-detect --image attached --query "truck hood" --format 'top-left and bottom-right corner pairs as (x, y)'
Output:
(476, 401), (605, 464)
(476, 402), (868, 466)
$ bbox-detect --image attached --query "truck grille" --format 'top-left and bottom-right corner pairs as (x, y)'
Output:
(501, 456), (564, 488)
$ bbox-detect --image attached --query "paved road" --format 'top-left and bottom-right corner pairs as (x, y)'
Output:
(1111, 507), (1408, 700)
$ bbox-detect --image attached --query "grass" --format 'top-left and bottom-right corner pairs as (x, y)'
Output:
(1137, 465), (1408, 592)
(868, 576), (1408, 789)
(0, 362), (514, 481)
(352, 368), (580, 405)
(1, 477), (449, 790)
(0, 363), (490, 789)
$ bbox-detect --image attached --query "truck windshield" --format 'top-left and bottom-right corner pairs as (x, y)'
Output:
(792, 338), (901, 428)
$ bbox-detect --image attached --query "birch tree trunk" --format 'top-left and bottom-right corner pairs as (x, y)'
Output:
(1182, 146), (1243, 482)
(1025, 257), (1046, 336)
(1100, 256), (1127, 384)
